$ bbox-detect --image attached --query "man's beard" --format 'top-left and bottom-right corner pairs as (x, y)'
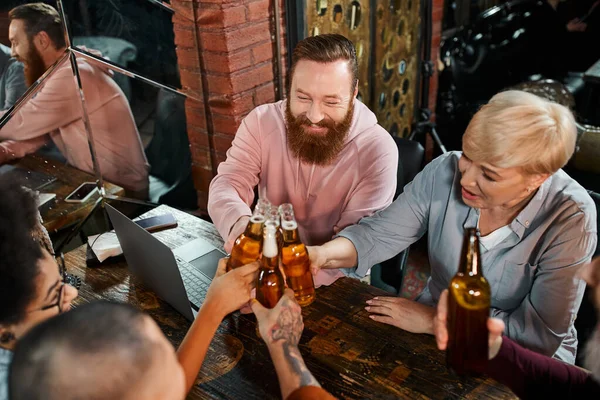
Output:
(22, 44), (47, 87)
(285, 99), (354, 166)
(584, 322), (600, 380)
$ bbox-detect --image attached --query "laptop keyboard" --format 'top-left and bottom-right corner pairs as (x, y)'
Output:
(176, 256), (211, 307)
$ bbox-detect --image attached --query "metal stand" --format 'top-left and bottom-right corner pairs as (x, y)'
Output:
(408, 0), (448, 154)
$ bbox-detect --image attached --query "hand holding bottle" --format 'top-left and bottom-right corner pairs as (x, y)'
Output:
(434, 289), (505, 360)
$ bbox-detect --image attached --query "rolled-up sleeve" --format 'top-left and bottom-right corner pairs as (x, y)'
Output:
(491, 213), (597, 362)
(336, 153), (448, 276)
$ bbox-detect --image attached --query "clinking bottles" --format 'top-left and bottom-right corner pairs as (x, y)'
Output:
(279, 204), (316, 307)
(446, 228), (491, 375)
(226, 199), (270, 272)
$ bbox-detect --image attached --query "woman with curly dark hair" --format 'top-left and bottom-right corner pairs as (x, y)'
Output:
(0, 178), (78, 400)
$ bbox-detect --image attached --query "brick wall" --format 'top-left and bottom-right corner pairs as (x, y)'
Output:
(170, 0), (286, 213)
(170, 0), (441, 214)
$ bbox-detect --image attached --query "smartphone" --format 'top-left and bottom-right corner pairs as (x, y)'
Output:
(64, 182), (99, 203)
(135, 213), (178, 233)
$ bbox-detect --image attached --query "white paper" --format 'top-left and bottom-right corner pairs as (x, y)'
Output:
(87, 232), (122, 262)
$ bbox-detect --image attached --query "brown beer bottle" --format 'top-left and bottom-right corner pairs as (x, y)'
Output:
(447, 228), (491, 375)
(226, 199), (270, 272)
(256, 223), (285, 309)
(279, 204), (316, 307)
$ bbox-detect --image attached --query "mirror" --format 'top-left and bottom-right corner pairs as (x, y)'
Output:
(0, 1), (107, 235)
(62, 0), (182, 90)
(0, 0), (196, 238)
(77, 59), (197, 209)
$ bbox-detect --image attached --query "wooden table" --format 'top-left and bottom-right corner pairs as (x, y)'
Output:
(65, 205), (516, 400)
(12, 154), (124, 233)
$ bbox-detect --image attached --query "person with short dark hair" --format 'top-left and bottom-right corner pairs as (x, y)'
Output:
(208, 33), (398, 287)
(0, 177), (79, 400)
(10, 289), (335, 399)
(0, 3), (149, 197)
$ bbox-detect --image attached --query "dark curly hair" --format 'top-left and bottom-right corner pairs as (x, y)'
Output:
(0, 177), (44, 325)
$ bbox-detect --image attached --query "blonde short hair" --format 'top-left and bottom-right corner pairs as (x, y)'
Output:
(462, 90), (577, 175)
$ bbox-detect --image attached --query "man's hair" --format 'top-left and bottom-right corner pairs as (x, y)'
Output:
(288, 34), (358, 93)
(9, 2), (66, 49)
(0, 177), (44, 325)
(10, 301), (157, 400)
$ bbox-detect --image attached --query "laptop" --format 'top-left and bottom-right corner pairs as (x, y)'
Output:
(105, 204), (226, 321)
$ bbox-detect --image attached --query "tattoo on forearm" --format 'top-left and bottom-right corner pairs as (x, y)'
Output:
(283, 342), (321, 387)
(269, 296), (320, 387)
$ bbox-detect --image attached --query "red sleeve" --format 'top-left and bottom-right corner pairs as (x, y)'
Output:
(486, 336), (600, 399)
(285, 386), (337, 400)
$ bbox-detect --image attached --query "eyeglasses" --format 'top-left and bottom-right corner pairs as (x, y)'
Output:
(27, 253), (80, 314)
(58, 252), (82, 290)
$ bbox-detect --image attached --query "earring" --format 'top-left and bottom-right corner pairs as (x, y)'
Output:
(526, 187), (532, 193)
(0, 332), (16, 344)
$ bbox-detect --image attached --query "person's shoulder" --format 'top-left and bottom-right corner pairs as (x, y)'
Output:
(247, 100), (285, 121)
(6, 58), (24, 74)
(242, 100), (286, 138)
(421, 151), (461, 174)
(353, 124), (397, 157)
(545, 170), (596, 232)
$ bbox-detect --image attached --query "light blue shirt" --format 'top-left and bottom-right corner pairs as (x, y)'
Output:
(0, 347), (12, 400)
(339, 152), (597, 364)
(0, 44), (26, 111)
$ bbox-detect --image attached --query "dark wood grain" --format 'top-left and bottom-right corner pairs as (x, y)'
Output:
(12, 154), (124, 233)
(65, 205), (517, 400)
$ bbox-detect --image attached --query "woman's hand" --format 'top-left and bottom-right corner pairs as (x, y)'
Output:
(306, 245), (328, 276)
(433, 289), (505, 359)
(366, 296), (436, 334)
(204, 258), (260, 318)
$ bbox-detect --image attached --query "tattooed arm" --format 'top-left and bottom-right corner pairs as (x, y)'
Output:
(251, 289), (322, 399)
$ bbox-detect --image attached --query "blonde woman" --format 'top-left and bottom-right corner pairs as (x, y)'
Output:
(308, 90), (597, 364)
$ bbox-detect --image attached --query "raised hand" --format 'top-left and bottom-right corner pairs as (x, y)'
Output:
(205, 258), (259, 318)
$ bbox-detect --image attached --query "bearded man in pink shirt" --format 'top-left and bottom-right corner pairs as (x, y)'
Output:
(208, 34), (398, 284)
(0, 3), (149, 196)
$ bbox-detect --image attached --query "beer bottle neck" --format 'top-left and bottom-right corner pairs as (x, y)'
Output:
(281, 219), (301, 244)
(245, 217), (264, 238)
(261, 254), (279, 270)
(460, 235), (481, 276)
(262, 226), (278, 260)
(282, 227), (301, 244)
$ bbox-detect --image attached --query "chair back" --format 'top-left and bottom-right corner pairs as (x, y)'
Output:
(393, 136), (425, 199)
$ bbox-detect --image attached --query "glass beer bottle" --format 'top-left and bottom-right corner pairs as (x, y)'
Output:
(226, 199), (270, 272)
(279, 203), (316, 307)
(446, 228), (491, 375)
(256, 223), (285, 309)
(266, 205), (283, 251)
